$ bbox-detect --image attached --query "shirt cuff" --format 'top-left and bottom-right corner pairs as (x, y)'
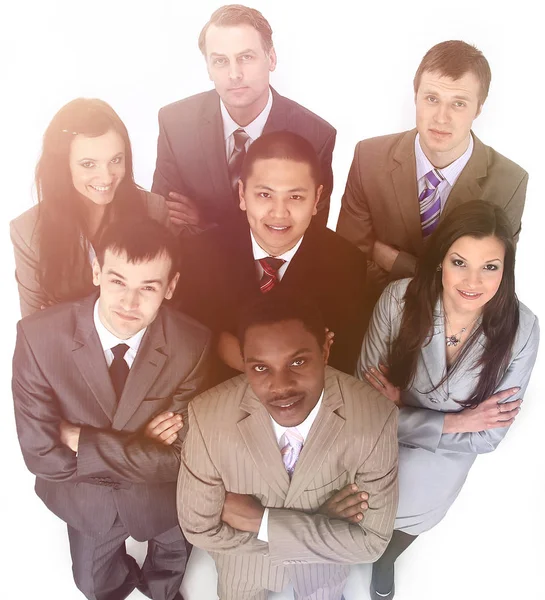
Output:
(257, 507), (269, 542)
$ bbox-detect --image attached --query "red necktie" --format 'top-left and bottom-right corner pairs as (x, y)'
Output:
(258, 257), (286, 293)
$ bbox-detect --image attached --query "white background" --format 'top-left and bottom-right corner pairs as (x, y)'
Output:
(1, 1), (543, 599)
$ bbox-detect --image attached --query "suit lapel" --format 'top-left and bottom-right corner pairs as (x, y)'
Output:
(442, 132), (486, 218)
(285, 370), (345, 506)
(111, 312), (168, 430)
(391, 130), (424, 255)
(237, 389), (290, 499)
(420, 302), (449, 399)
(263, 88), (288, 134)
(72, 296), (117, 422)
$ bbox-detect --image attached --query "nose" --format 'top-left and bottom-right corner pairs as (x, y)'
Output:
(120, 288), (139, 311)
(434, 102), (450, 124)
(228, 61), (242, 81)
(269, 198), (289, 219)
(465, 269), (483, 289)
(96, 162), (114, 182)
(270, 368), (295, 395)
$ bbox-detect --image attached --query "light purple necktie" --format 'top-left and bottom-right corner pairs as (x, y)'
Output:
(280, 428), (304, 478)
(419, 169), (445, 238)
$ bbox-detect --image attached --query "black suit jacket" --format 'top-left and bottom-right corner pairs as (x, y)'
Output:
(12, 294), (211, 541)
(152, 88), (336, 228)
(177, 219), (368, 379)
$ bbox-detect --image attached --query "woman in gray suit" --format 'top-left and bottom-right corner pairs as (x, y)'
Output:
(10, 98), (170, 317)
(358, 200), (540, 600)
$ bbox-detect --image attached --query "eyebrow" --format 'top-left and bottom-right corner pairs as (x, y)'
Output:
(450, 252), (503, 263)
(254, 184), (309, 193)
(106, 269), (164, 285)
(78, 152), (124, 162)
(422, 88), (472, 101)
(245, 348), (314, 363)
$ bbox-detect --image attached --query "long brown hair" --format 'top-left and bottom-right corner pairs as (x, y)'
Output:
(388, 200), (519, 407)
(35, 98), (146, 303)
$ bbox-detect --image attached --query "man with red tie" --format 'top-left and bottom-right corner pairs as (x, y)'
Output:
(176, 131), (368, 383)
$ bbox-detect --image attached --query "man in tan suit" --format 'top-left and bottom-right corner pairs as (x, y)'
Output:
(337, 40), (528, 299)
(178, 293), (398, 600)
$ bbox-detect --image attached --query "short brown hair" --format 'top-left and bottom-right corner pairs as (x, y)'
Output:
(198, 4), (273, 55)
(413, 41), (491, 106)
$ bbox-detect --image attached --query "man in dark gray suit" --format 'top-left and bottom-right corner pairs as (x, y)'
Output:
(152, 4), (336, 232)
(12, 219), (211, 600)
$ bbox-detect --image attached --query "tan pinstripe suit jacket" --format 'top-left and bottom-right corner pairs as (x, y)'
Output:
(177, 367), (398, 599)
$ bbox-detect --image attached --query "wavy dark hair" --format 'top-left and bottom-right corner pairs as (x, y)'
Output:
(35, 98), (146, 303)
(388, 200), (519, 408)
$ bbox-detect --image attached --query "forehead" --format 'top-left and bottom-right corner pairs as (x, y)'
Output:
(243, 320), (320, 357)
(447, 235), (505, 261)
(70, 129), (124, 159)
(418, 70), (481, 98)
(247, 158), (315, 188)
(101, 249), (172, 282)
(205, 23), (264, 55)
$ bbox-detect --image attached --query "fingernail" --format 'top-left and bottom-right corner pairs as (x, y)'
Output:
(352, 485), (357, 491)
(365, 373), (370, 379)
(361, 503), (366, 508)
(370, 368), (376, 373)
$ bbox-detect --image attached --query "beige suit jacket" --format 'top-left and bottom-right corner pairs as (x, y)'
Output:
(336, 129), (528, 293)
(10, 190), (170, 318)
(177, 367), (398, 599)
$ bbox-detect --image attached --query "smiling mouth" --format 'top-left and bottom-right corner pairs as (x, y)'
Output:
(457, 290), (483, 300)
(269, 394), (304, 410)
(90, 184), (113, 192)
(266, 225), (290, 232)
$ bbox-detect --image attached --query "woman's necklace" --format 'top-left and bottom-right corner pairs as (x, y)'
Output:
(444, 311), (476, 347)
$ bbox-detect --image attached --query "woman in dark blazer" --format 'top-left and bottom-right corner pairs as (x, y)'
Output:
(10, 98), (170, 317)
(358, 200), (540, 600)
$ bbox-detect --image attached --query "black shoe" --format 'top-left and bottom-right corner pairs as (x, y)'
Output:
(370, 562), (395, 600)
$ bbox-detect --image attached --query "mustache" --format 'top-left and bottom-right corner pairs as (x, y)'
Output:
(269, 392), (305, 404)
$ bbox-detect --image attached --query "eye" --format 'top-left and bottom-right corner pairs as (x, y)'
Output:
(453, 101), (466, 108)
(253, 365), (268, 373)
(451, 259), (465, 267)
(142, 286), (157, 292)
(240, 54), (253, 62)
(426, 95), (438, 104)
(110, 156), (123, 164)
(212, 57), (227, 67)
(290, 195), (303, 201)
(258, 192), (271, 199)
(484, 264), (499, 271)
(290, 358), (305, 367)
(81, 161), (95, 168)
(111, 279), (124, 286)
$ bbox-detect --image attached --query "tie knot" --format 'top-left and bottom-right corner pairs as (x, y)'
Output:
(233, 128), (249, 151)
(424, 169), (444, 189)
(259, 256), (286, 275)
(111, 343), (129, 360)
(283, 427), (304, 447)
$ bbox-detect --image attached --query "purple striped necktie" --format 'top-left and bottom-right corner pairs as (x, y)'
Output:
(281, 428), (304, 478)
(258, 257), (286, 293)
(419, 168), (445, 238)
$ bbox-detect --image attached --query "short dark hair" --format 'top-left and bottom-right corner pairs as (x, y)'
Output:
(240, 131), (322, 187)
(198, 4), (273, 55)
(95, 218), (180, 280)
(237, 291), (326, 351)
(414, 40), (491, 106)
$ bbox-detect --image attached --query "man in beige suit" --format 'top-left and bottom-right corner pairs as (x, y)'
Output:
(337, 40), (528, 300)
(178, 293), (398, 600)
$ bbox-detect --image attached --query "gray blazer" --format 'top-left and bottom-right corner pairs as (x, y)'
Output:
(10, 190), (170, 318)
(358, 278), (539, 535)
(12, 293), (211, 541)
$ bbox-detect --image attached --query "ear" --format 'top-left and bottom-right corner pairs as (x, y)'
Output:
(165, 272), (180, 300)
(322, 327), (332, 365)
(238, 179), (247, 211)
(268, 47), (277, 72)
(474, 102), (483, 119)
(313, 185), (323, 216)
(92, 258), (101, 287)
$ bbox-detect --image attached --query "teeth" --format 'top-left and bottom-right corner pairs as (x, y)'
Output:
(91, 185), (112, 192)
(460, 291), (480, 297)
(279, 401), (295, 408)
(268, 225), (288, 230)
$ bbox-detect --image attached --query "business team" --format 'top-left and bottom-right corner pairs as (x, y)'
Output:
(10, 4), (539, 600)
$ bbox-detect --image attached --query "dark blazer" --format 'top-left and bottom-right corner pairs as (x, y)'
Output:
(336, 129), (528, 294)
(12, 293), (211, 541)
(152, 88), (336, 228)
(176, 218), (368, 379)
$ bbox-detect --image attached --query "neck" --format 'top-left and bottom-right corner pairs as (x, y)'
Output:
(442, 293), (482, 327)
(421, 134), (471, 169)
(226, 89), (269, 127)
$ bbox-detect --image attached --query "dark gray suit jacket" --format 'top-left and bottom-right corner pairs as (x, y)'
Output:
(12, 293), (211, 541)
(152, 88), (336, 228)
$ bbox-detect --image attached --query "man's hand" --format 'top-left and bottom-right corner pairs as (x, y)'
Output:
(443, 387), (521, 433)
(144, 411), (183, 446)
(221, 492), (265, 533)
(317, 484), (369, 524)
(372, 240), (400, 272)
(167, 192), (200, 231)
(59, 420), (81, 453)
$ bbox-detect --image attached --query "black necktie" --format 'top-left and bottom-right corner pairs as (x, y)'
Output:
(228, 128), (250, 199)
(109, 343), (130, 400)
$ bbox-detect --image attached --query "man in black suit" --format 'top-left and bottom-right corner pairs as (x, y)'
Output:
(12, 219), (211, 600)
(176, 131), (368, 383)
(152, 4), (336, 232)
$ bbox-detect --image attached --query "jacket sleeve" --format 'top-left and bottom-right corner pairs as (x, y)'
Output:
(313, 128), (336, 228)
(10, 218), (48, 318)
(76, 334), (212, 483)
(397, 316), (540, 454)
(506, 171), (528, 245)
(177, 402), (269, 554)
(266, 407), (398, 565)
(151, 107), (185, 201)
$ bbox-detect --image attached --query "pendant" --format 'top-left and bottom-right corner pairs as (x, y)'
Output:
(446, 335), (460, 347)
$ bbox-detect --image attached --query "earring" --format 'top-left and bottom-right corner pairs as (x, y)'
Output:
(436, 265), (442, 271)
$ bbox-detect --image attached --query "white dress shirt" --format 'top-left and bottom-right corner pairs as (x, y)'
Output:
(93, 300), (147, 368)
(415, 133), (474, 210)
(220, 88), (273, 158)
(257, 392), (324, 542)
(250, 230), (304, 282)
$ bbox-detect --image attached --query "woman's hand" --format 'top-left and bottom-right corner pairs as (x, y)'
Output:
(363, 364), (402, 407)
(443, 387), (521, 433)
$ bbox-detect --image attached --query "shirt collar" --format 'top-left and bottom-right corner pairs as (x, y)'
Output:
(270, 390), (324, 444)
(250, 230), (304, 264)
(93, 299), (147, 355)
(221, 88), (273, 142)
(415, 132), (474, 186)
